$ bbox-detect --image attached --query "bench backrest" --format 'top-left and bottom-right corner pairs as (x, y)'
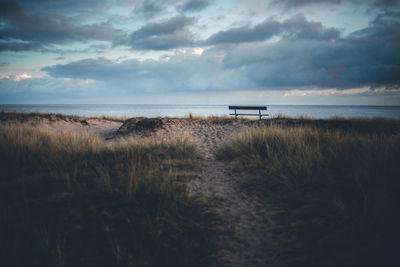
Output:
(229, 105), (267, 110)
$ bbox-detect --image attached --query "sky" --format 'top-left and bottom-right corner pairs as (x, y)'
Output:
(0, 0), (399, 105)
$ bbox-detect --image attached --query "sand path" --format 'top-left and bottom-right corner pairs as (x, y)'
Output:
(181, 120), (271, 266)
(195, 161), (271, 266)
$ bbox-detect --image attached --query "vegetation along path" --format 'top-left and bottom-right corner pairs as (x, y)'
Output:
(115, 117), (274, 266)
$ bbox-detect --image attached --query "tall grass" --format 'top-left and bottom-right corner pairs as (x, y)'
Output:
(90, 115), (129, 122)
(0, 110), (128, 123)
(217, 125), (400, 267)
(0, 124), (215, 267)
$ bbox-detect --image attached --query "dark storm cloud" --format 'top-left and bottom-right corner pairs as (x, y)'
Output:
(281, 15), (340, 40)
(178, 0), (211, 12)
(43, 58), (139, 80)
(133, 1), (164, 17)
(204, 15), (339, 45)
(128, 32), (194, 50)
(1, 0), (200, 52)
(0, 41), (42, 52)
(271, 0), (400, 8)
(204, 20), (281, 45)
(132, 0), (210, 17)
(221, 18), (400, 89)
(271, 0), (340, 7)
(372, 10), (400, 24)
(131, 16), (194, 38)
(374, 0), (400, 6)
(0, 0), (124, 52)
(123, 16), (196, 50)
(0, 1), (18, 14)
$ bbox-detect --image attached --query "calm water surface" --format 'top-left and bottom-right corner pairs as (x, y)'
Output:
(2, 104), (400, 119)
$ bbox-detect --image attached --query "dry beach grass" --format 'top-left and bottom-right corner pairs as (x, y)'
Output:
(1, 111), (399, 267)
(0, 120), (216, 267)
(217, 125), (400, 267)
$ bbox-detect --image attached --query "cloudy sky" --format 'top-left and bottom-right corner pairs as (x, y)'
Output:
(0, 0), (399, 105)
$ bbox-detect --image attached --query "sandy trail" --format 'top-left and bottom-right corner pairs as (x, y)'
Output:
(194, 161), (271, 266)
(182, 120), (271, 266)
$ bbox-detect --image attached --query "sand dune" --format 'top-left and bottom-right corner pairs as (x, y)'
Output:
(2, 112), (399, 266)
(1, 113), (271, 266)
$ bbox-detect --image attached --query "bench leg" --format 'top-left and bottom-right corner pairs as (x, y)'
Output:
(235, 109), (237, 120)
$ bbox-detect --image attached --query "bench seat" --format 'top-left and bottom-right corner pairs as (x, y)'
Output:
(229, 105), (268, 119)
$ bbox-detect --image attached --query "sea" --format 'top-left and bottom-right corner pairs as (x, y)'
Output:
(1, 104), (400, 119)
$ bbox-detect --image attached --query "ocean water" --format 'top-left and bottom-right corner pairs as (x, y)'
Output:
(1, 104), (400, 119)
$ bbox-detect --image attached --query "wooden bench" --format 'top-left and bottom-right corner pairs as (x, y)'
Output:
(229, 105), (268, 120)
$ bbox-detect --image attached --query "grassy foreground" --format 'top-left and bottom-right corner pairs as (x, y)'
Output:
(217, 124), (400, 267)
(0, 124), (215, 267)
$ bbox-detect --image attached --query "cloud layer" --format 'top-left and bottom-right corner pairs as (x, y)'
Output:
(124, 16), (196, 50)
(1, 0), (399, 104)
(42, 13), (400, 92)
(204, 15), (339, 45)
(271, 0), (400, 8)
(0, 0), (126, 51)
